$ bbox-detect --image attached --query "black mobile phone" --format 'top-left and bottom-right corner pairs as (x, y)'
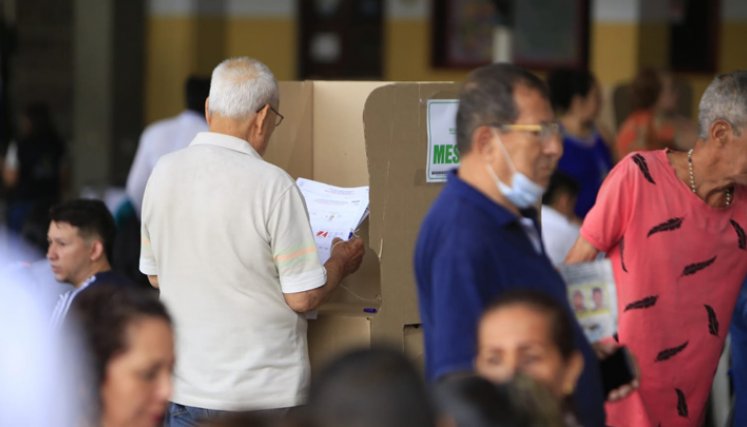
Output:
(599, 346), (635, 395)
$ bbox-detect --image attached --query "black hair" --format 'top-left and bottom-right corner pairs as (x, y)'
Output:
(49, 199), (116, 262)
(456, 63), (548, 155)
(631, 68), (662, 110)
(69, 284), (172, 387)
(547, 68), (597, 114)
(21, 102), (60, 140)
(306, 347), (435, 427)
(185, 76), (211, 113)
(481, 290), (576, 360)
(541, 172), (580, 206)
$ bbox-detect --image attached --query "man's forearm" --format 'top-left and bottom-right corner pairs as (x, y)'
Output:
(284, 256), (351, 313)
(564, 235), (600, 264)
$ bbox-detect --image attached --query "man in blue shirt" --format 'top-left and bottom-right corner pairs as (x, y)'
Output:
(414, 63), (610, 426)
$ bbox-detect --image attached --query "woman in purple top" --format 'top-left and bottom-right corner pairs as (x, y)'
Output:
(548, 69), (614, 218)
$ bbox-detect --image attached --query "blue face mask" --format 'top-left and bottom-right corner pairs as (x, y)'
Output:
(485, 131), (545, 209)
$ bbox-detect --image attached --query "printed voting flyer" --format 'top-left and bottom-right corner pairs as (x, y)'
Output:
(296, 178), (369, 264)
(557, 259), (618, 343)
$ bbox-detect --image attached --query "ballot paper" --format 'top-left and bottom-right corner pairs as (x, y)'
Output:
(296, 177), (369, 264)
(557, 259), (618, 343)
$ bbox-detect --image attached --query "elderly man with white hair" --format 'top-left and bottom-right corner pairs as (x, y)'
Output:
(139, 57), (364, 426)
(567, 70), (747, 426)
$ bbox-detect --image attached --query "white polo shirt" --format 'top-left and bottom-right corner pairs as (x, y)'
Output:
(140, 132), (326, 410)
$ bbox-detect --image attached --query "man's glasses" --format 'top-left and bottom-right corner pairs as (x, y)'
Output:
(257, 105), (284, 127)
(495, 122), (560, 141)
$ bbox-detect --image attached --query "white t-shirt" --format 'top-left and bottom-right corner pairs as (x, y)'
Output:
(140, 132), (326, 410)
(126, 110), (208, 217)
(540, 205), (580, 266)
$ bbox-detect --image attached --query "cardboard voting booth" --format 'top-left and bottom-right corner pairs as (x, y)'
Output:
(265, 81), (460, 371)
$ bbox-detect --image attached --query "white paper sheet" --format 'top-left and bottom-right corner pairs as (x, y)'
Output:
(296, 177), (369, 264)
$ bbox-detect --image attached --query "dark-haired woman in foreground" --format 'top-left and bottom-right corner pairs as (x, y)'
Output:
(70, 284), (174, 427)
(475, 291), (584, 426)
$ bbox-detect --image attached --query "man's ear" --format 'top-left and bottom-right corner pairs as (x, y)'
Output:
(89, 239), (105, 262)
(204, 98), (211, 124)
(254, 104), (270, 132)
(472, 126), (496, 158)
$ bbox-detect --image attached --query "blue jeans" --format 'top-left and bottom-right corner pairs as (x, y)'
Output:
(163, 402), (293, 427)
(163, 403), (226, 427)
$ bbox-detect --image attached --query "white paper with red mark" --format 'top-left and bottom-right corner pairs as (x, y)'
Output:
(296, 177), (369, 264)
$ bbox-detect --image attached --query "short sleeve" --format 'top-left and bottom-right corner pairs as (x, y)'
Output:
(580, 154), (639, 253)
(268, 184), (326, 294)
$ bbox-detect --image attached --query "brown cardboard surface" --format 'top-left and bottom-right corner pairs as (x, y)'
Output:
(317, 220), (382, 313)
(263, 81), (313, 178)
(306, 82), (386, 315)
(363, 82), (460, 345)
(312, 81), (388, 187)
(307, 313), (372, 373)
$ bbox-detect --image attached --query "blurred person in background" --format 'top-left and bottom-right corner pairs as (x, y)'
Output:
(730, 279), (747, 426)
(414, 63), (620, 427)
(3, 102), (67, 234)
(475, 290), (585, 426)
(113, 76), (210, 287)
(48, 199), (136, 327)
(547, 69), (614, 219)
(125, 76), (210, 218)
(616, 68), (698, 157)
(302, 347), (436, 427)
(70, 284), (174, 427)
(541, 172), (581, 266)
(0, 259), (84, 427)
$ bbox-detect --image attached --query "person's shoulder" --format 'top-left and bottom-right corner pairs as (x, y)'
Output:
(422, 197), (501, 252)
(149, 146), (187, 172)
(243, 156), (295, 188)
(612, 150), (667, 179)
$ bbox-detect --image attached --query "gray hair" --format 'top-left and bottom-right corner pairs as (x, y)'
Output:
(698, 70), (747, 138)
(456, 63), (548, 155)
(208, 57), (278, 120)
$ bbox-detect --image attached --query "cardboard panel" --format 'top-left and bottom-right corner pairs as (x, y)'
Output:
(403, 324), (425, 372)
(312, 81), (388, 187)
(363, 82), (460, 346)
(318, 221), (382, 314)
(271, 81), (458, 364)
(307, 313), (372, 373)
(264, 81), (313, 178)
